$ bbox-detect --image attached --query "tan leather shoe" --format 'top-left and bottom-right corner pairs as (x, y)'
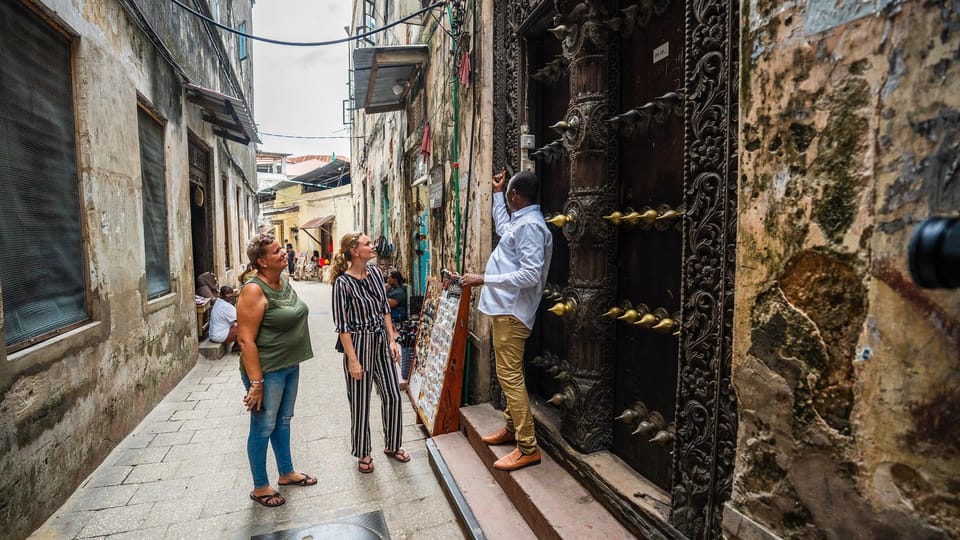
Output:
(493, 448), (541, 471)
(481, 427), (516, 445)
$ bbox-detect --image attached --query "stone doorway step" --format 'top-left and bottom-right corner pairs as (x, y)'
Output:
(428, 403), (634, 539)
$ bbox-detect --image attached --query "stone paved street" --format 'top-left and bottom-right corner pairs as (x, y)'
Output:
(30, 280), (464, 540)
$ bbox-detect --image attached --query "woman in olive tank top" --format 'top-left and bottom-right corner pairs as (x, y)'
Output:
(236, 233), (316, 508)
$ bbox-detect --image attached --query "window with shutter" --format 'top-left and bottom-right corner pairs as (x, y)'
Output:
(0, 1), (89, 351)
(138, 107), (170, 298)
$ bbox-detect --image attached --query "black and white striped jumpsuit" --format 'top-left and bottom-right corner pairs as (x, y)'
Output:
(332, 265), (403, 458)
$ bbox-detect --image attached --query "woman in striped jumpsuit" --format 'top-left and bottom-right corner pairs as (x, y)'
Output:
(331, 232), (408, 472)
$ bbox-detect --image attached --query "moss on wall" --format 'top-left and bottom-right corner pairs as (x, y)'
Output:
(12, 378), (97, 451)
(810, 79), (870, 241)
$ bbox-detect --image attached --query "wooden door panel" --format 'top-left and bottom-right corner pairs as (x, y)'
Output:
(612, 0), (685, 490)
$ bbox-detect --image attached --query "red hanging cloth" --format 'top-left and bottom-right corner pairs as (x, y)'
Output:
(458, 50), (472, 87)
(420, 122), (431, 156)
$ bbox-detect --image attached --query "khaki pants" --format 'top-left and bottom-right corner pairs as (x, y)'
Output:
(491, 315), (537, 454)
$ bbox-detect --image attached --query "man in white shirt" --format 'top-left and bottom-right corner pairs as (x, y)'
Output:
(462, 169), (552, 472)
(209, 285), (238, 352)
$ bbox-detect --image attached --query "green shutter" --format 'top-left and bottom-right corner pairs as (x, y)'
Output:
(0, 1), (89, 348)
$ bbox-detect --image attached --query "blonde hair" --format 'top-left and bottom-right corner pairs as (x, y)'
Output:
(328, 231), (363, 283)
(239, 263), (257, 284)
(246, 232), (276, 271)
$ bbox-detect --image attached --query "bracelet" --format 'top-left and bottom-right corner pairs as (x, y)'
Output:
(249, 379), (264, 385)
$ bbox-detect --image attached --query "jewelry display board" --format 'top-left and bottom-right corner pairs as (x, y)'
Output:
(407, 275), (471, 435)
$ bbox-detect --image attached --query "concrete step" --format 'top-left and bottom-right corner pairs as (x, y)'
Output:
(429, 434), (536, 540)
(459, 403), (635, 540)
(198, 339), (228, 360)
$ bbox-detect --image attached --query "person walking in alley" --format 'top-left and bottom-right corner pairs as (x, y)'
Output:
(330, 232), (408, 473)
(461, 169), (553, 472)
(285, 243), (297, 275)
(236, 232), (317, 507)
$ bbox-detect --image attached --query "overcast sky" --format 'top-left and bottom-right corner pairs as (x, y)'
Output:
(251, 0), (353, 159)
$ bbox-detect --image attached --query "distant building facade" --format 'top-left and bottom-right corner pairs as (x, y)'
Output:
(258, 158), (354, 270)
(256, 150), (291, 191)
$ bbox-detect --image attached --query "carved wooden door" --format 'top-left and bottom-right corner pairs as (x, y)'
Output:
(494, 0), (740, 536)
(608, 0), (686, 490)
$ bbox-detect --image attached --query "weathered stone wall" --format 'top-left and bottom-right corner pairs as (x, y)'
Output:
(731, 1), (959, 538)
(399, 1), (496, 402)
(0, 1), (256, 538)
(462, 0), (495, 404)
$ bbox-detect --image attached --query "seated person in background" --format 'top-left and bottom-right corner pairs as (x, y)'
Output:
(310, 250), (320, 266)
(210, 285), (239, 352)
(197, 272), (219, 299)
(386, 270), (408, 323)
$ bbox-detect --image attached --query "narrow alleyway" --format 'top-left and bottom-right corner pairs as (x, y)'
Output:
(30, 281), (465, 540)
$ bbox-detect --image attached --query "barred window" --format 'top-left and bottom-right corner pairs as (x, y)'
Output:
(138, 107), (170, 298)
(0, 1), (89, 351)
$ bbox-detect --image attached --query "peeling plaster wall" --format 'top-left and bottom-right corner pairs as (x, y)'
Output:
(732, 1), (960, 538)
(0, 1), (256, 538)
(463, 0), (495, 404)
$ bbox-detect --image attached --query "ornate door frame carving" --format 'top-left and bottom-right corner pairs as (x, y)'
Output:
(671, 0), (740, 535)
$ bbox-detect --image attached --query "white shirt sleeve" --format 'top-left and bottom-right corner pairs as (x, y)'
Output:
(483, 223), (546, 289)
(492, 192), (510, 236)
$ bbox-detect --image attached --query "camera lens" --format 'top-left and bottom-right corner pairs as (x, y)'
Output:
(908, 217), (960, 289)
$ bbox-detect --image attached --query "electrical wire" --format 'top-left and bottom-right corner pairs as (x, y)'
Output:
(169, 0), (446, 47)
(430, 10), (455, 39)
(260, 132), (359, 139)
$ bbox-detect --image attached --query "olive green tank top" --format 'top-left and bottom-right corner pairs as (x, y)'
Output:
(242, 276), (313, 373)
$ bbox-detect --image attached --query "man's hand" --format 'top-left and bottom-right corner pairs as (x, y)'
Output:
(461, 273), (484, 287)
(492, 168), (507, 193)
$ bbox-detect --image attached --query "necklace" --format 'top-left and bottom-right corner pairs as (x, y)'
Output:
(257, 272), (282, 290)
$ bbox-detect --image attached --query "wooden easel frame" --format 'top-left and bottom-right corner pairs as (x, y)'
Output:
(407, 276), (472, 435)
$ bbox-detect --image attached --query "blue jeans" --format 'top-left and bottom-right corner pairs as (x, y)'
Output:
(241, 364), (299, 489)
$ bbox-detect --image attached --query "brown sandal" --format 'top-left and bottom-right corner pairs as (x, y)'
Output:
(278, 473), (317, 487)
(383, 448), (411, 463)
(250, 491), (285, 507)
(358, 456), (375, 473)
